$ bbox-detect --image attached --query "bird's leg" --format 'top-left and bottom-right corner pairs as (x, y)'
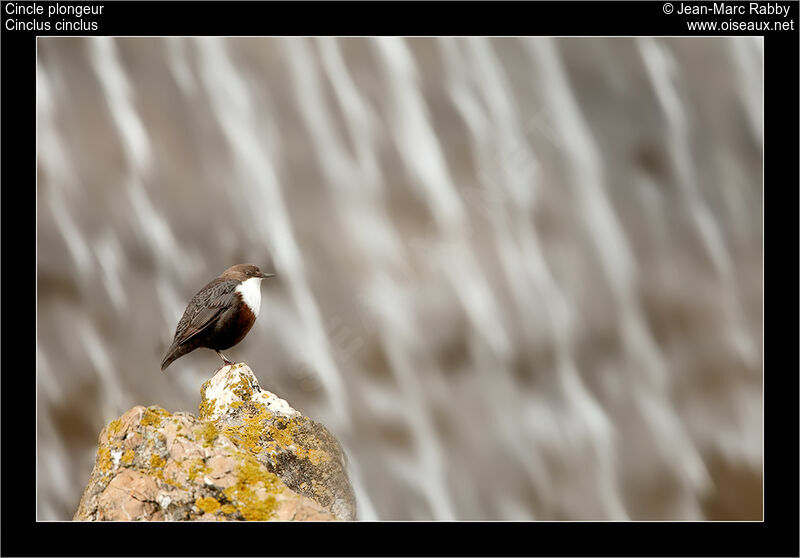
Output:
(215, 350), (235, 367)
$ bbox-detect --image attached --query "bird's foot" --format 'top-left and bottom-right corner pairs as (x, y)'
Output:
(215, 350), (236, 368)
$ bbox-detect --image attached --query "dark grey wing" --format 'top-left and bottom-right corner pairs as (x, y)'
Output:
(170, 279), (238, 347)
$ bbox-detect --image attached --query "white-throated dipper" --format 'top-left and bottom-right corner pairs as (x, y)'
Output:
(160, 264), (275, 371)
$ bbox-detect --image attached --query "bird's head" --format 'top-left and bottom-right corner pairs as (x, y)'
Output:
(220, 263), (276, 282)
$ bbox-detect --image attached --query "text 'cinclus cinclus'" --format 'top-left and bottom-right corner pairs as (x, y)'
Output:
(161, 264), (275, 371)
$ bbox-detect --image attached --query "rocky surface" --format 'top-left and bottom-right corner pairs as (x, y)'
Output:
(74, 364), (356, 521)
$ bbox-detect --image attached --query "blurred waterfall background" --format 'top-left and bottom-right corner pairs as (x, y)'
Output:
(36, 37), (763, 521)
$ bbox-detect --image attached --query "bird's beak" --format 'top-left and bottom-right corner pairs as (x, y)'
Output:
(260, 272), (276, 279)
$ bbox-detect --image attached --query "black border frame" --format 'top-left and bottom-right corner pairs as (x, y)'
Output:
(3, 2), (797, 556)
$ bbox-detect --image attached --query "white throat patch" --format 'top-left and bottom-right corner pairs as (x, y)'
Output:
(235, 277), (262, 317)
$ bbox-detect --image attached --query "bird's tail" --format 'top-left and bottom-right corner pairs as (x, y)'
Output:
(160, 344), (183, 371)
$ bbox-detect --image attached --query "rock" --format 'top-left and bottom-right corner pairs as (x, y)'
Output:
(200, 363), (357, 521)
(74, 364), (355, 521)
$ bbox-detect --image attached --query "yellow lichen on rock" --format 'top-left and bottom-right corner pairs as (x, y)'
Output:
(218, 404), (273, 455)
(194, 422), (219, 447)
(216, 403), (332, 466)
(230, 377), (255, 401)
(197, 365), (356, 520)
(140, 406), (171, 428)
(106, 418), (123, 438)
(186, 458), (210, 482)
(74, 364), (351, 521)
(197, 395), (217, 421)
(121, 449), (135, 466)
(195, 496), (222, 515)
(305, 448), (332, 466)
(96, 446), (113, 473)
(149, 453), (166, 470)
(222, 454), (281, 521)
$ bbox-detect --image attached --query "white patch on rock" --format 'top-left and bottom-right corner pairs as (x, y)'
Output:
(201, 363), (300, 421)
(157, 493), (172, 510)
(235, 277), (262, 317)
(110, 449), (123, 467)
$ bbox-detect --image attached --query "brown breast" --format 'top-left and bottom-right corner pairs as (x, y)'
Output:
(206, 292), (257, 350)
